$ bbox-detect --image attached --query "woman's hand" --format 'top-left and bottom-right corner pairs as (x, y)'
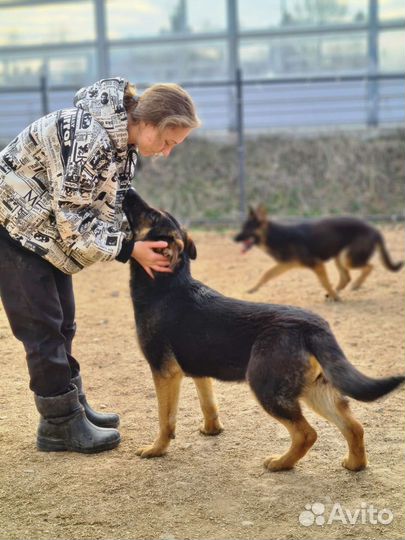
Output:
(131, 240), (172, 279)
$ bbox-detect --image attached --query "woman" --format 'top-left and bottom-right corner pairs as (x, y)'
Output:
(0, 77), (200, 454)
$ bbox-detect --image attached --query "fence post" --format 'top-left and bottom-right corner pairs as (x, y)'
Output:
(40, 74), (49, 116)
(227, 0), (239, 131)
(235, 67), (246, 223)
(94, 0), (109, 78)
(367, 0), (379, 126)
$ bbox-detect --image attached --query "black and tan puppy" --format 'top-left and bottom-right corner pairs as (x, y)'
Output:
(123, 189), (404, 472)
(234, 206), (403, 300)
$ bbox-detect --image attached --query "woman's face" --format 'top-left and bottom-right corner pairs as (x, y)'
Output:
(128, 120), (192, 157)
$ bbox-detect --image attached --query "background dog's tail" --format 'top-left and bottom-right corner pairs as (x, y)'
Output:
(377, 235), (404, 271)
(306, 330), (405, 401)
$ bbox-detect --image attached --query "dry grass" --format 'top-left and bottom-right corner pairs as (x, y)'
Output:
(135, 129), (405, 222)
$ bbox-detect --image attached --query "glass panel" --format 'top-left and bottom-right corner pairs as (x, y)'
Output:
(379, 30), (405, 71)
(0, 51), (97, 88)
(187, 0), (226, 33)
(378, 0), (405, 21)
(110, 41), (227, 83)
(48, 52), (97, 85)
(107, 0), (185, 38)
(0, 2), (95, 46)
(107, 0), (225, 39)
(238, 0), (282, 30)
(240, 33), (368, 77)
(0, 57), (43, 87)
(238, 0), (368, 30)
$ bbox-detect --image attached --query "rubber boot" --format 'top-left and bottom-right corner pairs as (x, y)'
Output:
(34, 385), (121, 453)
(71, 374), (120, 428)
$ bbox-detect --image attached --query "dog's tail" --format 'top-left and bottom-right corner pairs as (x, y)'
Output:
(377, 235), (404, 272)
(306, 329), (404, 402)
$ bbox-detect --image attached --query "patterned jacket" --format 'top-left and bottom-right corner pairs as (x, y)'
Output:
(0, 78), (137, 274)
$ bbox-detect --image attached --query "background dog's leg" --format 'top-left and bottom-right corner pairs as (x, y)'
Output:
(193, 377), (224, 435)
(335, 254), (351, 291)
(247, 262), (298, 293)
(301, 376), (367, 471)
(136, 363), (183, 458)
(351, 264), (373, 290)
(312, 263), (340, 301)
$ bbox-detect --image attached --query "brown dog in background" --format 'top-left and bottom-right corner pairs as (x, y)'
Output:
(234, 206), (403, 301)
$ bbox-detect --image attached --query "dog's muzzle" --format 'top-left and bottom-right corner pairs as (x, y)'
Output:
(154, 238), (184, 269)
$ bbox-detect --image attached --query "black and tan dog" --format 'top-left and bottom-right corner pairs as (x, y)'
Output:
(123, 189), (404, 472)
(234, 206), (403, 300)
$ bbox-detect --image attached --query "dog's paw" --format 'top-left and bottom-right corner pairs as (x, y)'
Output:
(199, 418), (224, 436)
(135, 444), (167, 458)
(341, 455), (367, 471)
(246, 288), (257, 294)
(263, 454), (294, 472)
(325, 293), (341, 302)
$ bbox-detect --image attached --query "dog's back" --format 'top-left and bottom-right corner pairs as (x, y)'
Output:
(242, 215), (378, 264)
(291, 217), (379, 264)
(131, 268), (322, 382)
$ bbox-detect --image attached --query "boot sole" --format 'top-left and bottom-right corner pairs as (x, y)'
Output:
(90, 420), (120, 429)
(37, 435), (121, 453)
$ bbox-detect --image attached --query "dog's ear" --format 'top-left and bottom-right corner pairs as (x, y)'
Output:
(255, 204), (267, 221)
(248, 205), (256, 217)
(184, 233), (197, 260)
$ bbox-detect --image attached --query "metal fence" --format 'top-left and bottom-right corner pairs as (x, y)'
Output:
(1, 71), (403, 138)
(0, 70), (403, 219)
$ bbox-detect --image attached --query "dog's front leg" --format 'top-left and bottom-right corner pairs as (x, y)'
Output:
(193, 377), (224, 435)
(247, 262), (298, 293)
(136, 364), (183, 458)
(312, 263), (341, 301)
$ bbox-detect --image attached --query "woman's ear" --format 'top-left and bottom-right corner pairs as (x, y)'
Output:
(184, 233), (197, 260)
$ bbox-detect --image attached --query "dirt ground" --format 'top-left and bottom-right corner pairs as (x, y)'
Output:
(0, 226), (404, 540)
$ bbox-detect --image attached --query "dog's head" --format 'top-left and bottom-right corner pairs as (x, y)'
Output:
(234, 205), (268, 253)
(123, 188), (197, 270)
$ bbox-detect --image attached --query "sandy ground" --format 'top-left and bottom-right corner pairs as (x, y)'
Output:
(0, 226), (404, 540)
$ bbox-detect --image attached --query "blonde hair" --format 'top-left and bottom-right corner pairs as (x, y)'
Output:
(124, 82), (201, 130)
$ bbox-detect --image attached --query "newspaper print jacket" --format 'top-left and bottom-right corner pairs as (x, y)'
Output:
(0, 77), (137, 274)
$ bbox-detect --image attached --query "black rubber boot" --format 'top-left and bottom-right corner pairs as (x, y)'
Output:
(34, 385), (121, 453)
(71, 375), (120, 428)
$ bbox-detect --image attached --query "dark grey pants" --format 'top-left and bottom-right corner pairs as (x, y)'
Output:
(0, 230), (80, 396)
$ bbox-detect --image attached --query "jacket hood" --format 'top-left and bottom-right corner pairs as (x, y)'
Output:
(73, 77), (129, 156)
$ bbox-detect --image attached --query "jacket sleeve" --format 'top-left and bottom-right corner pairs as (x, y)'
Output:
(52, 127), (130, 266)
